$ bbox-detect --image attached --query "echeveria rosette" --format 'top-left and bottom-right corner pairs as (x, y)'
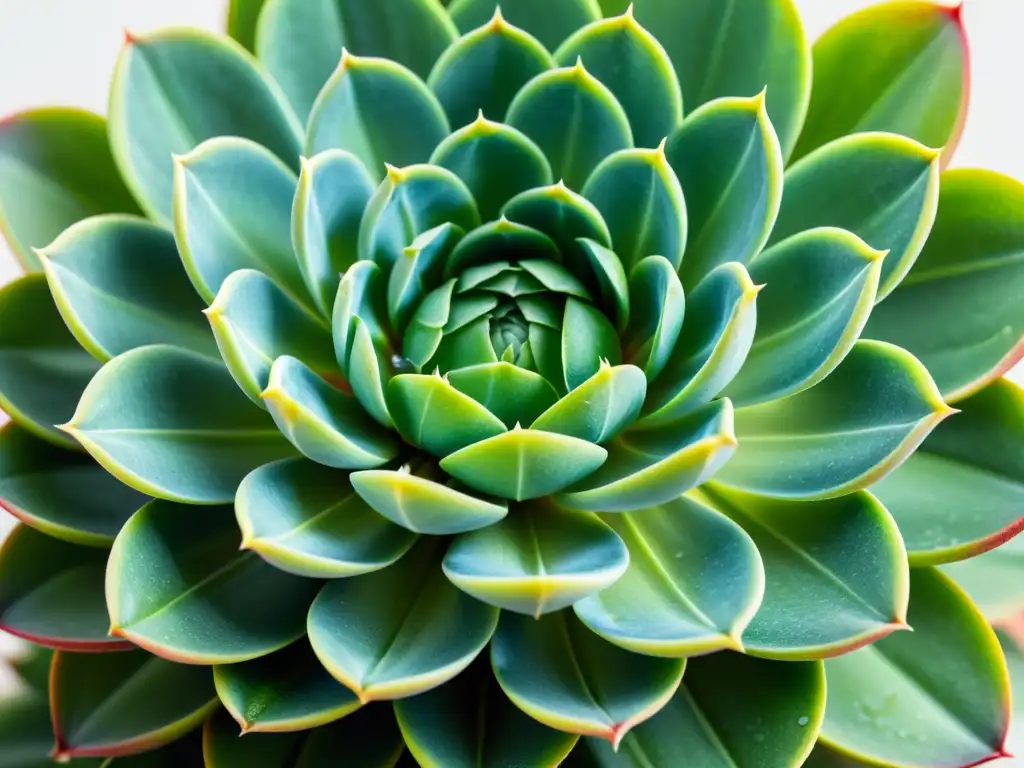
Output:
(0, 0), (1020, 766)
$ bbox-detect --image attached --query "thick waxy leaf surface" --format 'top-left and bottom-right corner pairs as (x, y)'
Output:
(237, 458), (416, 578)
(388, 223), (463, 334)
(108, 28), (301, 224)
(865, 169), (1024, 400)
(716, 340), (953, 499)
(725, 228), (883, 406)
(306, 54), (450, 180)
(561, 298), (620, 392)
(771, 132), (940, 300)
(107, 501), (319, 664)
(0, 422), (145, 546)
(258, 0), (456, 121)
(872, 379), (1024, 565)
(396, 659), (578, 768)
(0, 108), (141, 271)
(444, 500), (628, 616)
(701, 486), (909, 659)
(578, 653), (825, 768)
(0, 525), (128, 651)
(65, 345), (294, 504)
(668, 95), (783, 290)
(942, 536), (1024, 623)
(449, 0), (600, 52)
(0, 275), (100, 448)
(821, 568), (1010, 768)
(227, 0), (265, 52)
(559, 399), (736, 512)
(51, 650), (216, 759)
(308, 539), (499, 702)
(506, 63), (633, 190)
(621, 256), (685, 379)
(492, 611), (684, 745)
(575, 496), (762, 656)
(39, 215), (215, 361)
(793, 1), (968, 164)
(447, 362), (558, 429)
(628, 0), (810, 159)
(214, 639), (360, 733)
(532, 363), (645, 444)
(501, 183), (612, 266)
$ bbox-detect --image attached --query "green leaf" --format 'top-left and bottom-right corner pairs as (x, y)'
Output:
(501, 183), (612, 266)
(578, 653), (825, 768)
(448, 0), (600, 52)
(292, 150), (375, 317)
(332, 261), (390, 377)
(263, 356), (399, 469)
(440, 426), (607, 501)
(107, 501), (320, 664)
(444, 219), (560, 278)
(388, 224), (463, 334)
(531, 363), (646, 444)
(430, 117), (553, 222)
(38, 214), (215, 362)
(621, 256), (685, 379)
(770, 132), (940, 301)
(226, 0), (266, 52)
(715, 340), (954, 499)
(555, 9), (681, 148)
(308, 538), (499, 702)
(65, 345), (294, 504)
(402, 283), (455, 371)
(108, 27), (302, 224)
(562, 297), (621, 392)
(257, 0), (457, 121)
(667, 94), (784, 291)
(0, 422), (145, 547)
(558, 399), (736, 513)
(574, 239), (629, 330)
(724, 228), (883, 406)
(443, 500), (628, 616)
(428, 10), (555, 132)
(214, 639), (360, 733)
(306, 53), (450, 180)
(642, 263), (758, 426)
(447, 362), (558, 429)
(574, 495), (762, 657)
(0, 524), (129, 652)
(0, 692), (68, 768)
(792, 1), (969, 165)
(820, 568), (1010, 768)
(492, 611), (684, 745)
(700, 485), (909, 659)
(395, 658), (578, 768)
(0, 275), (101, 449)
(942, 536), (1024, 624)
(50, 650), (216, 760)
(346, 319), (397, 429)
(865, 168), (1024, 401)
(506, 61), (632, 190)
(236, 458), (416, 578)
(628, 0), (810, 160)
(0, 108), (142, 272)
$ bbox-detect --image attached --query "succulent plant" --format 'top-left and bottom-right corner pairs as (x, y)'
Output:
(0, 0), (1022, 765)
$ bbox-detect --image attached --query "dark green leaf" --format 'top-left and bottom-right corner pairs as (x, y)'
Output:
(448, 0), (600, 52)
(574, 239), (629, 330)
(621, 256), (685, 379)
(444, 219), (560, 278)
(501, 183), (612, 267)
(226, 0), (266, 52)
(388, 223), (463, 334)
(447, 362), (558, 429)
(562, 298), (621, 392)
(0, 692), (67, 768)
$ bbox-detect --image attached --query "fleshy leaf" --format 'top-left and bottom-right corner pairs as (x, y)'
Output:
(0, 694), (54, 767)
(447, 362), (559, 429)
(531, 363), (646, 444)
(388, 223), (463, 334)
(574, 495), (763, 657)
(448, 0), (600, 52)
(942, 536), (1024, 624)
(226, 0), (266, 52)
(107, 501), (320, 664)
(562, 297), (621, 392)
(236, 458), (416, 578)
(501, 183), (612, 265)
(444, 219), (560, 278)
(715, 340), (954, 499)
(308, 539), (499, 702)
(0, 108), (142, 272)
(574, 239), (629, 330)
(491, 611), (684, 745)
(621, 256), (685, 379)
(332, 261), (390, 377)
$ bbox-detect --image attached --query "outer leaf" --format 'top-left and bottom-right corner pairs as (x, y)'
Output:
(443, 500), (629, 616)
(64, 345), (294, 504)
(491, 611), (684, 746)
(715, 340), (954, 499)
(531, 363), (646, 444)
(308, 539), (499, 702)
(306, 53), (450, 180)
(700, 486), (909, 659)
(448, 0), (601, 52)
(226, 0), (266, 52)
(792, 1), (969, 165)
(865, 169), (1024, 401)
(0, 525), (130, 652)
(820, 568), (1010, 768)
(236, 458), (416, 578)
(942, 536), (1024, 624)
(0, 422), (145, 547)
(574, 495), (763, 657)
(770, 132), (940, 300)
(108, 28), (302, 224)
(0, 108), (141, 272)
(257, 0), (457, 121)
(107, 501), (320, 664)
(50, 650), (216, 760)
(667, 94), (783, 290)
(506, 61), (633, 190)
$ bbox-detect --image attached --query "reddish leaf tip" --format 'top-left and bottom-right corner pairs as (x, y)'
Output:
(123, 28), (138, 45)
(943, 1), (965, 24)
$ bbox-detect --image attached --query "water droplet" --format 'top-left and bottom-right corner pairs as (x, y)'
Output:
(797, 716), (809, 727)
(391, 355), (416, 374)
